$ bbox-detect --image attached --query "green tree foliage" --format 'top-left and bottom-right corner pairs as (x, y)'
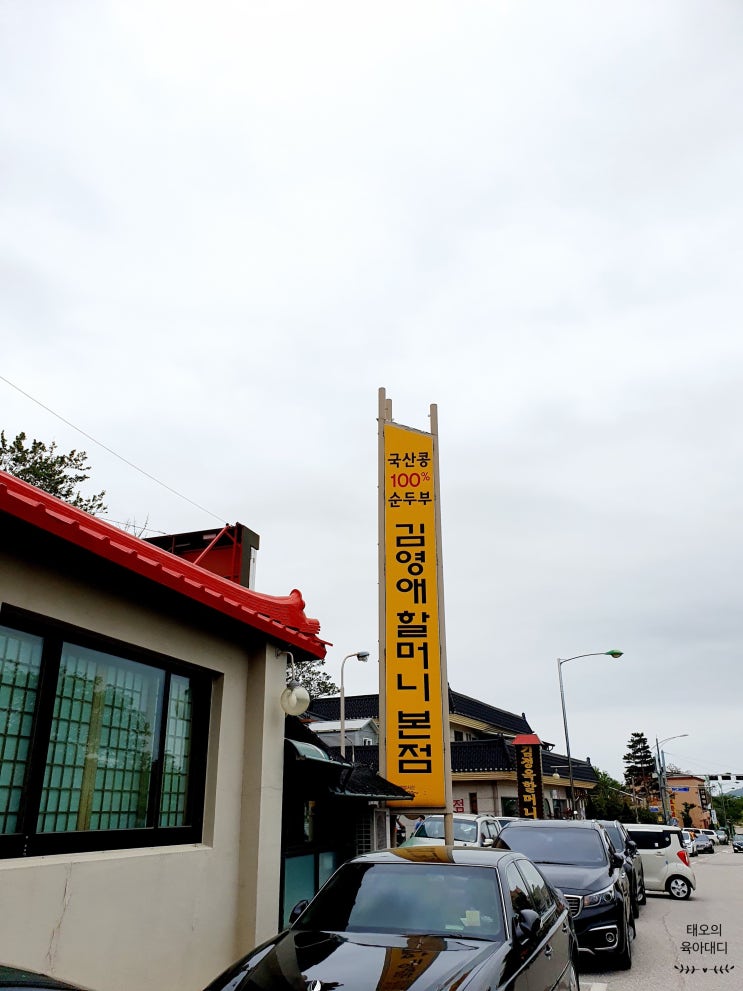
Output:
(711, 793), (743, 832)
(623, 731), (656, 798)
(586, 768), (660, 823)
(0, 431), (106, 516)
(586, 769), (630, 820)
(299, 658), (339, 700)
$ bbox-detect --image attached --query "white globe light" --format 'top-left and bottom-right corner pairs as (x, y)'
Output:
(280, 682), (310, 716)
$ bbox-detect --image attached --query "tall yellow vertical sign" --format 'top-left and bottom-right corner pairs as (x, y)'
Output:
(379, 389), (452, 809)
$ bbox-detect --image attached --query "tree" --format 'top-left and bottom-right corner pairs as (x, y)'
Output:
(711, 793), (743, 833)
(681, 802), (697, 828)
(623, 731), (656, 799)
(586, 769), (628, 821)
(0, 431), (106, 515)
(299, 658), (339, 700)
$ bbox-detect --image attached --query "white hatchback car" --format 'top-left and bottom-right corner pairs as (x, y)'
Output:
(625, 824), (696, 900)
(400, 813), (501, 848)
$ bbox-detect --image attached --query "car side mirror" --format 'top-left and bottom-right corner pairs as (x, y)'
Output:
(482, 837), (494, 847)
(289, 900), (309, 925)
(626, 840), (637, 854)
(514, 908), (541, 943)
(610, 852), (624, 869)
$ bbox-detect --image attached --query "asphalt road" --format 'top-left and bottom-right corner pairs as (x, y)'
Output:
(579, 842), (743, 991)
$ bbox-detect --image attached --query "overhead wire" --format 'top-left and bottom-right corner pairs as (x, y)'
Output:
(0, 373), (228, 525)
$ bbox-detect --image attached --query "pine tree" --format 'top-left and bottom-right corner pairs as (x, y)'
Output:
(1, 431), (106, 515)
(299, 659), (339, 700)
(623, 731), (656, 798)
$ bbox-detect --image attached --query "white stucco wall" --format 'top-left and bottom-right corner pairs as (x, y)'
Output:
(0, 543), (287, 991)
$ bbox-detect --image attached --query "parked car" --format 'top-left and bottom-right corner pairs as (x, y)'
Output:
(400, 813), (501, 848)
(495, 818), (634, 969)
(202, 846), (581, 991)
(693, 832), (715, 855)
(625, 824), (696, 900)
(715, 828), (728, 843)
(494, 815), (522, 829)
(732, 833), (743, 853)
(597, 819), (647, 918)
(699, 828), (720, 845)
(0, 964), (92, 989)
(681, 829), (697, 857)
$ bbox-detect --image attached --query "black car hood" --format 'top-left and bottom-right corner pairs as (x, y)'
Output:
(531, 863), (615, 895)
(229, 929), (508, 991)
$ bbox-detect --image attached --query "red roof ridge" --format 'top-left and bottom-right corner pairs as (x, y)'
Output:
(0, 470), (327, 657)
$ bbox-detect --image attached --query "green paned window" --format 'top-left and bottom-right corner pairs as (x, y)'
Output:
(0, 626), (43, 835)
(0, 610), (211, 858)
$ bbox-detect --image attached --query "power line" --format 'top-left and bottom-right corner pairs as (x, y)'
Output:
(0, 373), (227, 524)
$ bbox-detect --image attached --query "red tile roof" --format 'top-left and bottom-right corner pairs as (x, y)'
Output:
(0, 471), (328, 658)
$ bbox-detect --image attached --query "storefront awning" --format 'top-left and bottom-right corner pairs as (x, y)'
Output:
(284, 738), (412, 801)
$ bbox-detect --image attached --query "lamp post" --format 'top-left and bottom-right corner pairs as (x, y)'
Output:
(340, 651), (370, 757)
(557, 650), (622, 818)
(655, 733), (688, 823)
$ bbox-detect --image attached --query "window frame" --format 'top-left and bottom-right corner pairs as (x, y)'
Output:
(0, 605), (212, 859)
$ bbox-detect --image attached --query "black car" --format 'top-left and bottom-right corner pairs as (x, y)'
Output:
(0, 964), (91, 989)
(597, 820), (647, 918)
(732, 833), (743, 853)
(203, 847), (581, 991)
(495, 819), (634, 969)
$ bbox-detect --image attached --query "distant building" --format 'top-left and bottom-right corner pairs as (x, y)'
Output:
(666, 774), (711, 829)
(308, 690), (598, 821)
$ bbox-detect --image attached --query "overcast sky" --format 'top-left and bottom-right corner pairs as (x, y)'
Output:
(2, 1), (742, 786)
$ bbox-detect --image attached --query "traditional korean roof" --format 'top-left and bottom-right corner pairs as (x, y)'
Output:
(309, 690), (533, 736)
(323, 738), (597, 785)
(451, 737), (514, 773)
(0, 470), (327, 658)
(448, 691), (533, 735)
(538, 748), (598, 784)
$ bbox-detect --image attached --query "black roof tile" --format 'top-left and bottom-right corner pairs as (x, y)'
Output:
(308, 690), (532, 736)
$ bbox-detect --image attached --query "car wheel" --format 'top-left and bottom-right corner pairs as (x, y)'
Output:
(616, 916), (633, 970)
(631, 890), (640, 919)
(638, 878), (647, 906)
(667, 876), (692, 900)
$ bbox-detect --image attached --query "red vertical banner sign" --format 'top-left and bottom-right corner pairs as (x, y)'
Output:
(514, 734), (544, 820)
(378, 390), (452, 810)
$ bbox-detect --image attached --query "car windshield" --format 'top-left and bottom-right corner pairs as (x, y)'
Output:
(294, 862), (505, 941)
(415, 817), (479, 843)
(497, 826), (608, 867)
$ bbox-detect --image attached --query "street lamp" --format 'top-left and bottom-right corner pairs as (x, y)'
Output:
(340, 651), (370, 757)
(557, 650), (622, 818)
(655, 733), (688, 823)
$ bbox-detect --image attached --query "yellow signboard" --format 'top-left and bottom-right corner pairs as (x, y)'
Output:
(382, 420), (447, 807)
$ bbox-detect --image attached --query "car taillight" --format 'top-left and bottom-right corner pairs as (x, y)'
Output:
(678, 849), (690, 867)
